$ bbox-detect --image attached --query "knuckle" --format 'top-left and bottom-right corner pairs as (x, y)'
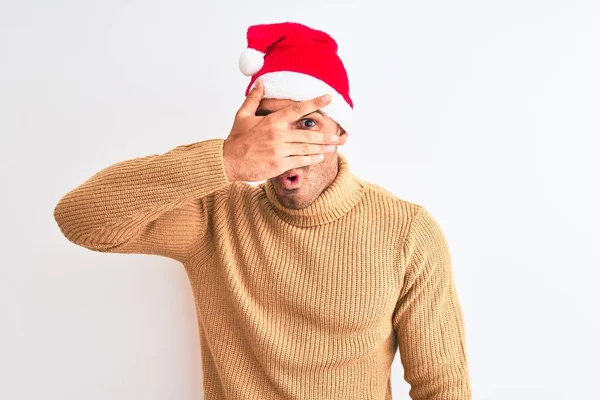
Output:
(268, 146), (279, 157)
(267, 129), (279, 142)
(271, 146), (282, 158)
(262, 118), (275, 130)
(292, 102), (304, 113)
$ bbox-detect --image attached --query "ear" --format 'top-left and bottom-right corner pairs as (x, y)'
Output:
(337, 126), (348, 146)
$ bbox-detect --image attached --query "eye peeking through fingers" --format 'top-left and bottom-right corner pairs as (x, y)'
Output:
(298, 118), (317, 129)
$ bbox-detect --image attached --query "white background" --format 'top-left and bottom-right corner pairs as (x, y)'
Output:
(2, 0), (599, 399)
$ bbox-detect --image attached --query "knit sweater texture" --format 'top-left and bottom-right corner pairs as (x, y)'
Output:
(53, 138), (472, 399)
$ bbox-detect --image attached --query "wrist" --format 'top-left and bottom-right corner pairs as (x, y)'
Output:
(224, 161), (237, 182)
(222, 141), (237, 182)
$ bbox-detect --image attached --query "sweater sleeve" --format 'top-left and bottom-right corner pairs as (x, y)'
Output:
(392, 206), (472, 400)
(53, 138), (231, 263)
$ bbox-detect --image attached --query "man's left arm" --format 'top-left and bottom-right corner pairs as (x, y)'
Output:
(392, 206), (472, 400)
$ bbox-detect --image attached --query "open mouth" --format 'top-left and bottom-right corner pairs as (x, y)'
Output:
(280, 173), (302, 189)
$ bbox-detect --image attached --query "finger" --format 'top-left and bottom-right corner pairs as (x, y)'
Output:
(283, 142), (337, 157)
(283, 154), (326, 170)
(271, 94), (332, 123)
(283, 129), (340, 145)
(237, 79), (264, 118)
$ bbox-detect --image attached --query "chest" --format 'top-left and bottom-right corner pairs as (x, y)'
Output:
(208, 216), (403, 332)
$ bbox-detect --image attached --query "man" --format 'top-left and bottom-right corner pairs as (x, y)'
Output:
(54, 22), (472, 400)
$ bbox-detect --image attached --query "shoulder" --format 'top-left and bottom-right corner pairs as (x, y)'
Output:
(360, 180), (424, 223)
(360, 182), (449, 260)
(359, 180), (447, 244)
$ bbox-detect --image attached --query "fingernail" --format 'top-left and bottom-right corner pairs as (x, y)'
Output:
(321, 94), (331, 103)
(331, 135), (339, 142)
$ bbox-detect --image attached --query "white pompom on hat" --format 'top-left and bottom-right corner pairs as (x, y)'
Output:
(238, 48), (266, 76)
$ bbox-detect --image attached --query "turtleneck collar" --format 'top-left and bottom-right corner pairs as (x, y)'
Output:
(260, 152), (365, 227)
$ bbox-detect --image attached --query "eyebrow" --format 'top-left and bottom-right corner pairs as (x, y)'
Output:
(255, 108), (325, 118)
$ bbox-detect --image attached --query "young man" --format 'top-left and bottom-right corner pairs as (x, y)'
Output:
(54, 22), (472, 400)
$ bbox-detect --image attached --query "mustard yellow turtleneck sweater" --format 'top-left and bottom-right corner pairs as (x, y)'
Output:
(53, 138), (472, 399)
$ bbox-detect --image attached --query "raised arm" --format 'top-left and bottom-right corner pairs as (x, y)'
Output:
(392, 206), (472, 399)
(53, 138), (231, 263)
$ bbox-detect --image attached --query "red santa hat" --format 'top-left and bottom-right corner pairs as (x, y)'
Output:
(238, 22), (353, 134)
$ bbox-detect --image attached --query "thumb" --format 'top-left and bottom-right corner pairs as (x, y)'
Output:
(237, 79), (264, 117)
